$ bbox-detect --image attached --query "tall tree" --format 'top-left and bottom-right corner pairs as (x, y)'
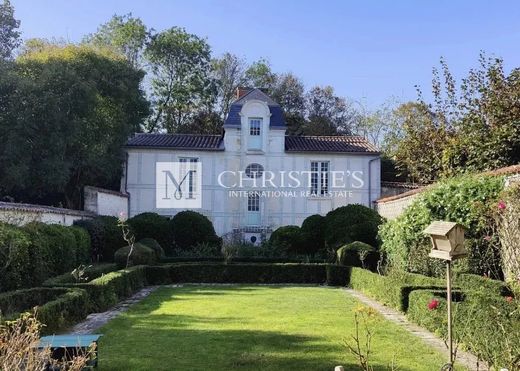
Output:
(145, 27), (216, 133)
(271, 73), (306, 135)
(304, 86), (358, 135)
(0, 43), (149, 207)
(0, 0), (20, 60)
(244, 58), (277, 91)
(212, 52), (246, 120)
(83, 13), (148, 68)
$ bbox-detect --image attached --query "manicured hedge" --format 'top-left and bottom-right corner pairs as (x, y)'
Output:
(454, 273), (512, 296)
(171, 211), (221, 250)
(408, 289), (519, 370)
(160, 256), (327, 264)
(127, 213), (173, 254)
(145, 263), (350, 286)
(47, 266), (148, 312)
(0, 287), (89, 334)
(42, 263), (118, 286)
(350, 268), (445, 311)
(0, 222), (92, 292)
(336, 241), (379, 270)
(114, 242), (157, 268)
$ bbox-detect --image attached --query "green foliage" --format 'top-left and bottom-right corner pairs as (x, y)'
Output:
(0, 0), (21, 60)
(83, 13), (148, 67)
(395, 55), (520, 182)
(300, 214), (326, 254)
(75, 216), (125, 262)
(0, 287), (89, 334)
(138, 238), (165, 260)
(349, 268), (444, 312)
(324, 204), (383, 249)
(336, 241), (378, 270)
(408, 289), (519, 370)
(268, 226), (303, 254)
(145, 27), (216, 133)
(114, 242), (156, 268)
(147, 263), (336, 285)
(0, 223), (31, 292)
(0, 43), (149, 207)
(379, 174), (504, 277)
(171, 211), (221, 250)
(326, 265), (351, 286)
(42, 263), (117, 286)
(70, 225), (91, 264)
(127, 212), (173, 253)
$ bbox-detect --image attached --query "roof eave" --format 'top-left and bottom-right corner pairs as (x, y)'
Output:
(284, 150), (380, 155)
(124, 145), (225, 151)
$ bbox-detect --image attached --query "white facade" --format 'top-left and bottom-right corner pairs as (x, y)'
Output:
(123, 90), (380, 240)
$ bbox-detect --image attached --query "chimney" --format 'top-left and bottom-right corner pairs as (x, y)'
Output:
(236, 87), (253, 100)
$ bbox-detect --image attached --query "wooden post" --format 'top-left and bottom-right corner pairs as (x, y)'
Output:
(446, 260), (453, 366)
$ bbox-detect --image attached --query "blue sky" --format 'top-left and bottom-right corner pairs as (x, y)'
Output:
(11, 0), (520, 107)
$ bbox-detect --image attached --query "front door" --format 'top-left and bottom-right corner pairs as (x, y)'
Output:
(247, 193), (261, 226)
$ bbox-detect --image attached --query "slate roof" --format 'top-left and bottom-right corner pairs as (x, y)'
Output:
(126, 133), (378, 154)
(285, 136), (379, 154)
(126, 133), (224, 150)
(224, 88), (287, 129)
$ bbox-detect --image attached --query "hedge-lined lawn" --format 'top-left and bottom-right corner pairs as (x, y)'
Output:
(98, 286), (447, 370)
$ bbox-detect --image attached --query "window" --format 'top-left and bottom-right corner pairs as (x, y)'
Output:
(249, 118), (262, 136)
(245, 163), (264, 178)
(310, 161), (329, 196)
(179, 157), (198, 199)
(247, 192), (260, 212)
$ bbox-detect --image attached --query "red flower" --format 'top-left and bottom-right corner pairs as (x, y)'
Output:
(498, 201), (506, 210)
(506, 296), (513, 303)
(428, 299), (440, 310)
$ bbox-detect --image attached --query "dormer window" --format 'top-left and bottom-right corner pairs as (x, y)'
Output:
(248, 118), (262, 150)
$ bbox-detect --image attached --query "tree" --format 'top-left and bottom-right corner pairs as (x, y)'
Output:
(391, 101), (449, 184)
(212, 52), (246, 120)
(304, 86), (359, 135)
(83, 13), (149, 68)
(271, 73), (306, 135)
(145, 27), (216, 133)
(0, 43), (149, 208)
(244, 58), (277, 91)
(0, 0), (20, 60)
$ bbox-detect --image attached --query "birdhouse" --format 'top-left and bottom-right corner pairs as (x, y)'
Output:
(423, 221), (467, 261)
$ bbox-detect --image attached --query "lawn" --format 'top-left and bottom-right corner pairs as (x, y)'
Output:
(98, 285), (448, 370)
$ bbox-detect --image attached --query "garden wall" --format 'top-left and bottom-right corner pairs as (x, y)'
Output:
(0, 201), (94, 226)
(83, 186), (128, 218)
(374, 188), (424, 220)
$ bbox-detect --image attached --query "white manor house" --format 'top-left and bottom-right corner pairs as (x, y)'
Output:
(122, 88), (381, 242)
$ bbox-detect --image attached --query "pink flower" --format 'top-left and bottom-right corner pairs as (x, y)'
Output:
(505, 296), (513, 303)
(428, 299), (440, 310)
(483, 235), (492, 242)
(498, 201), (506, 210)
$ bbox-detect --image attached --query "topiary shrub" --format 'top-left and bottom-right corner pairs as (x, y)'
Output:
(324, 204), (382, 249)
(73, 218), (103, 261)
(300, 214), (326, 254)
(379, 174), (504, 278)
(114, 242), (156, 268)
(127, 213), (173, 254)
(336, 241), (378, 270)
(138, 238), (165, 259)
(268, 226), (303, 254)
(171, 211), (221, 250)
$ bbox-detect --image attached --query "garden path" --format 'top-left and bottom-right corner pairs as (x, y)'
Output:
(344, 288), (487, 371)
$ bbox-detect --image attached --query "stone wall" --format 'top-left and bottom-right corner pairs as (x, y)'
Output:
(374, 188), (425, 220)
(0, 201), (94, 226)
